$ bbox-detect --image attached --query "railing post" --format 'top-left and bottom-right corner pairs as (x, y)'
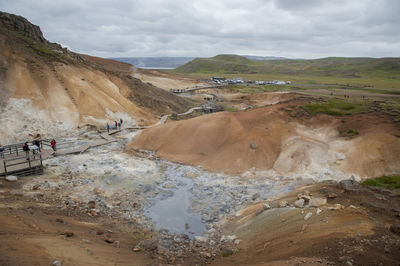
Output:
(28, 155), (31, 168)
(3, 160), (7, 176)
(40, 154), (43, 170)
(16, 146), (18, 156)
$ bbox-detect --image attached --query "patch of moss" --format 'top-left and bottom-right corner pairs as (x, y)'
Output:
(360, 175), (400, 190)
(347, 129), (359, 136)
(303, 99), (369, 116)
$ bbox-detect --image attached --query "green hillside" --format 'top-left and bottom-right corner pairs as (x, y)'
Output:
(174, 55), (400, 91)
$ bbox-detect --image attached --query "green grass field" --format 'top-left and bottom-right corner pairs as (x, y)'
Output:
(303, 99), (370, 116)
(172, 54), (400, 94)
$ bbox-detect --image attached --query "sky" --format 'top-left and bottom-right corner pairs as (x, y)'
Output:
(1, 0), (399, 58)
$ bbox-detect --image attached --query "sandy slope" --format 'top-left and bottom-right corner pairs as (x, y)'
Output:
(130, 100), (400, 179)
(131, 68), (204, 91)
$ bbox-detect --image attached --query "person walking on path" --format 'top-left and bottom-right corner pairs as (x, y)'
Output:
(114, 121), (118, 129)
(0, 144), (4, 159)
(120, 118), (123, 126)
(106, 123), (110, 133)
(23, 142), (30, 160)
(50, 139), (57, 151)
(118, 122), (121, 130)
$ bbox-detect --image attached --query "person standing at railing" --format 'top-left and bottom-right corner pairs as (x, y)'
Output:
(31, 143), (40, 159)
(50, 139), (57, 151)
(23, 142), (30, 160)
(0, 144), (4, 159)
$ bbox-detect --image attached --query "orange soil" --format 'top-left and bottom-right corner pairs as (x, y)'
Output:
(130, 100), (400, 178)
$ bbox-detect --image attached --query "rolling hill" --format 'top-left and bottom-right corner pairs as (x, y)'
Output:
(174, 54), (400, 90)
(0, 11), (194, 142)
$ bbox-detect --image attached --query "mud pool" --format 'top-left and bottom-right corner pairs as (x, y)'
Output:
(24, 130), (305, 237)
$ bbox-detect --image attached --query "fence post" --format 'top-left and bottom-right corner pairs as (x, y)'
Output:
(40, 154), (43, 171)
(3, 160), (7, 176)
(16, 146), (18, 156)
(28, 155), (31, 168)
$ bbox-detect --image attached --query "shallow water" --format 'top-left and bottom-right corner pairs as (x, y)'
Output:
(40, 132), (303, 238)
(145, 165), (206, 237)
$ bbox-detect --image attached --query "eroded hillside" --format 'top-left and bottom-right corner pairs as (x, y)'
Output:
(130, 94), (400, 180)
(0, 11), (195, 142)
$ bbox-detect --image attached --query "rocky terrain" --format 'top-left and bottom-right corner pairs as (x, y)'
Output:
(0, 11), (197, 143)
(130, 93), (400, 179)
(1, 11), (400, 266)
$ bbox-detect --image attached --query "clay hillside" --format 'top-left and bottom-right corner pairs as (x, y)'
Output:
(0, 11), (195, 142)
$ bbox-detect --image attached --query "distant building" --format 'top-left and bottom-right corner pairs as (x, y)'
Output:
(212, 76), (226, 82)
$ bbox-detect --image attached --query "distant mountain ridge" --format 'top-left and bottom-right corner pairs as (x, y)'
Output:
(174, 54), (400, 82)
(112, 57), (195, 69)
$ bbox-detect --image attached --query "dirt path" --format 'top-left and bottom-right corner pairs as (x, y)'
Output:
(0, 181), (154, 266)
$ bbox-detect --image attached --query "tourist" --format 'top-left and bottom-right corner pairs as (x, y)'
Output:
(106, 123), (110, 133)
(118, 122), (121, 129)
(33, 139), (41, 152)
(50, 139), (57, 151)
(120, 118), (123, 125)
(31, 143), (40, 159)
(0, 144), (4, 159)
(114, 120), (118, 129)
(23, 141), (30, 159)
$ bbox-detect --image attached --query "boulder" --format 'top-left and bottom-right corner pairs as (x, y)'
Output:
(279, 200), (288, 208)
(140, 239), (158, 251)
(61, 230), (74, 237)
(5, 175), (18, 182)
(390, 224), (400, 235)
(339, 179), (359, 190)
(328, 204), (344, 210)
(294, 199), (305, 208)
(252, 193), (260, 200)
(298, 194), (311, 202)
(88, 200), (96, 209)
(304, 212), (313, 220)
(250, 142), (258, 149)
(52, 261), (62, 266)
(308, 197), (327, 207)
(263, 203), (271, 210)
(316, 208), (322, 215)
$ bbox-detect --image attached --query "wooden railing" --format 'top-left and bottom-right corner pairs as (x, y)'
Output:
(1, 153), (43, 177)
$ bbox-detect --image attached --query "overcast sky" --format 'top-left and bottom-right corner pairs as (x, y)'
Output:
(1, 0), (399, 58)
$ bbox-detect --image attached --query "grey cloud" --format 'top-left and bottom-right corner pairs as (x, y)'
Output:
(0, 0), (399, 58)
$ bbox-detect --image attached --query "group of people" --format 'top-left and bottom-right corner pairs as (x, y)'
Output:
(106, 118), (123, 133)
(21, 138), (57, 160)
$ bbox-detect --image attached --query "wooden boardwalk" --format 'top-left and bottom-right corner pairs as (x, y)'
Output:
(54, 129), (120, 156)
(0, 130), (123, 177)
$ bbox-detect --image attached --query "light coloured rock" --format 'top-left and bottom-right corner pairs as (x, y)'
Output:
(263, 203), (271, 210)
(316, 208), (322, 215)
(308, 197), (327, 207)
(194, 236), (207, 242)
(221, 235), (237, 242)
(250, 142), (258, 149)
(5, 175), (18, 182)
(328, 204), (344, 210)
(304, 212), (313, 220)
(298, 194), (311, 201)
(279, 200), (288, 208)
(52, 260), (62, 266)
(294, 198), (305, 208)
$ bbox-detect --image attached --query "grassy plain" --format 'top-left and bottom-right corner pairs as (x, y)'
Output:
(173, 55), (400, 95)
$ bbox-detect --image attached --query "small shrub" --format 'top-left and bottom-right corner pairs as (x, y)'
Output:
(347, 129), (359, 136)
